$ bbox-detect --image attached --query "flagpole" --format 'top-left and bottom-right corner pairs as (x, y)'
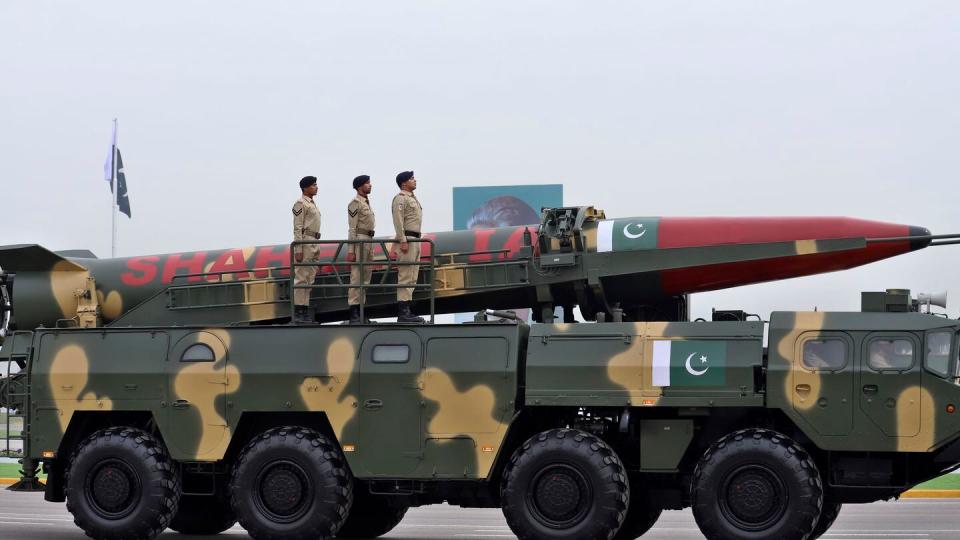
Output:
(111, 119), (118, 257)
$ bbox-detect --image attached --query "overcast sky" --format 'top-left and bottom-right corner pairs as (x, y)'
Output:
(2, 1), (958, 321)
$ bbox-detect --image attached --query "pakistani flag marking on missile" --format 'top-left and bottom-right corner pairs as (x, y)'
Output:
(597, 218), (660, 252)
(652, 340), (727, 387)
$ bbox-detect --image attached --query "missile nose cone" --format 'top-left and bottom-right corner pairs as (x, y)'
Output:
(909, 226), (932, 251)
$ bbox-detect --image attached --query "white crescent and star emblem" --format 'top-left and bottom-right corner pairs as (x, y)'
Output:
(685, 352), (709, 376)
(623, 223), (646, 239)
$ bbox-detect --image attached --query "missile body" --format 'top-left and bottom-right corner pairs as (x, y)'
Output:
(0, 207), (933, 331)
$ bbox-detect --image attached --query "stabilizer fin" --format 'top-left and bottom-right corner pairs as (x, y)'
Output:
(0, 244), (88, 272)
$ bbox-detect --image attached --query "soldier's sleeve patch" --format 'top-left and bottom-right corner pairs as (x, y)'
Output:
(293, 206), (303, 216)
(348, 201), (359, 217)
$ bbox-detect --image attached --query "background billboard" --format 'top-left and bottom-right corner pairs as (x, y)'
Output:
(453, 185), (563, 231)
(452, 184), (563, 322)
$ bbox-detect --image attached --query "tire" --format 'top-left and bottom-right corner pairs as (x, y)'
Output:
(810, 501), (841, 539)
(336, 484), (409, 538)
(169, 493), (237, 535)
(229, 426), (353, 540)
(501, 428), (629, 540)
(691, 428), (822, 540)
(64, 427), (181, 540)
(612, 489), (662, 540)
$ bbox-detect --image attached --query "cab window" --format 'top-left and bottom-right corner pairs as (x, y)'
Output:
(802, 339), (846, 371)
(925, 332), (952, 378)
(955, 333), (960, 379)
(868, 339), (914, 372)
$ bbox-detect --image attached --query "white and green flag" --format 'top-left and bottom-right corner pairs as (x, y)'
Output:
(597, 218), (659, 253)
(652, 340), (727, 387)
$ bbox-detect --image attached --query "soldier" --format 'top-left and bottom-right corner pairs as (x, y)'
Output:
(292, 175), (321, 324)
(346, 175), (375, 324)
(392, 170), (425, 323)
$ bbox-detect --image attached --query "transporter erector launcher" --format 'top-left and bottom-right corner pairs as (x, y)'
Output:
(0, 206), (954, 333)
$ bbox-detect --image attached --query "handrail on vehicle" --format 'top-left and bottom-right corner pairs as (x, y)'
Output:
(290, 238), (437, 324)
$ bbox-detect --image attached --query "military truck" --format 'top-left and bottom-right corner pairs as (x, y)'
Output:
(3, 284), (960, 540)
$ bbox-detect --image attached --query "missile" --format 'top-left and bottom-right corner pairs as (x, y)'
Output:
(0, 207), (950, 332)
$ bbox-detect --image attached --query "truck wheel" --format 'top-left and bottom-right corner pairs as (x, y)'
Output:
(501, 428), (629, 540)
(169, 493), (237, 535)
(65, 427), (181, 540)
(691, 428), (822, 540)
(612, 489), (662, 540)
(810, 501), (841, 539)
(229, 426), (353, 540)
(336, 485), (409, 538)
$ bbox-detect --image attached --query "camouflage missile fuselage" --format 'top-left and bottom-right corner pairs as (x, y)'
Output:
(0, 213), (928, 331)
(6, 308), (960, 506)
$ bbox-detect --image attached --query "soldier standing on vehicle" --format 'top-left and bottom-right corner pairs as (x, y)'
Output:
(392, 170), (425, 323)
(292, 175), (321, 324)
(346, 175), (375, 324)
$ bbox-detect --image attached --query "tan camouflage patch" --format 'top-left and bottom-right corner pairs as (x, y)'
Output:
(606, 323), (664, 401)
(96, 290), (123, 321)
(898, 386), (936, 452)
(49, 261), (89, 321)
(777, 312), (827, 412)
(420, 367), (510, 476)
(48, 344), (114, 432)
(171, 330), (241, 458)
(795, 240), (819, 256)
(299, 337), (357, 439)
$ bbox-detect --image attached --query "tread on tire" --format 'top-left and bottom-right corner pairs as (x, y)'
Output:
(501, 428), (629, 540)
(691, 428), (823, 540)
(65, 426), (181, 540)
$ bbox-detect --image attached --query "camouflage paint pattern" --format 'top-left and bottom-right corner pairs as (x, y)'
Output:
(19, 308), (960, 477)
(24, 323), (522, 481)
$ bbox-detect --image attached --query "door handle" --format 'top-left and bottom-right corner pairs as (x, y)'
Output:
(862, 385), (879, 396)
(172, 399), (191, 409)
(363, 399), (383, 410)
(795, 384), (811, 396)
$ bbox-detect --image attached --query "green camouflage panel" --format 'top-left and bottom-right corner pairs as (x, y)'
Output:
(767, 311), (960, 453)
(525, 321), (764, 408)
(27, 323), (523, 480)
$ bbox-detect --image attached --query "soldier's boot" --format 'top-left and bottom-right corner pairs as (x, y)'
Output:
(294, 305), (311, 324)
(397, 301), (425, 323)
(348, 305), (362, 325)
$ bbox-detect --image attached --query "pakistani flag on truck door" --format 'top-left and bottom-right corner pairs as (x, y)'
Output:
(652, 340), (727, 387)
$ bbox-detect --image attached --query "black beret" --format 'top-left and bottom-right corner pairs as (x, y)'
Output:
(299, 176), (317, 190)
(396, 170), (414, 187)
(353, 175), (370, 190)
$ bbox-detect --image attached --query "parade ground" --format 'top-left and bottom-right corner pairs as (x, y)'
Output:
(0, 490), (957, 540)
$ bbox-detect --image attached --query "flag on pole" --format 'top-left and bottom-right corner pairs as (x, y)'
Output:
(114, 150), (131, 217)
(103, 123), (131, 218)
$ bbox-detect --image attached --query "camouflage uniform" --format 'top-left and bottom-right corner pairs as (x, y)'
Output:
(292, 194), (321, 307)
(392, 190), (422, 302)
(347, 194), (375, 307)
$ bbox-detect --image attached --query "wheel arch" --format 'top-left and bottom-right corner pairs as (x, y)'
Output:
(222, 411), (342, 467)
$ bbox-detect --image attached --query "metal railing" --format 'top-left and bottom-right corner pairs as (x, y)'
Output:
(168, 267), (291, 311)
(1, 332), (29, 461)
(290, 239), (437, 323)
